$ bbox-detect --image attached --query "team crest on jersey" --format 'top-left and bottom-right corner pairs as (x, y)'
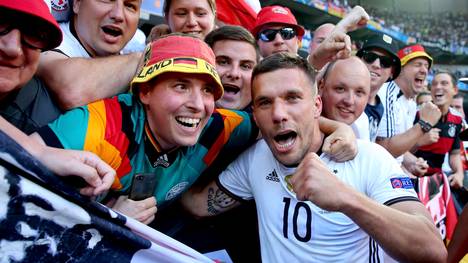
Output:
(390, 177), (413, 189)
(448, 124), (456, 138)
(284, 174), (294, 192)
(165, 182), (189, 201)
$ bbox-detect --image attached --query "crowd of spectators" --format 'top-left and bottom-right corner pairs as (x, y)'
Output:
(367, 7), (467, 49)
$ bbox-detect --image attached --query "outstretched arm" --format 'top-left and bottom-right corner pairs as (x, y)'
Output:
(37, 51), (141, 110)
(376, 102), (441, 157)
(308, 6), (369, 69)
(1, 117), (115, 196)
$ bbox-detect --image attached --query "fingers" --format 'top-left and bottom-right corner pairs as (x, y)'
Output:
(143, 196), (157, 208)
(336, 5), (369, 33)
(137, 206), (158, 225)
(78, 151), (116, 195)
(63, 155), (102, 188)
(142, 214), (156, 225)
(323, 137), (357, 162)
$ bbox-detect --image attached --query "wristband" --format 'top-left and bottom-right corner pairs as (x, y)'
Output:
(418, 119), (432, 133)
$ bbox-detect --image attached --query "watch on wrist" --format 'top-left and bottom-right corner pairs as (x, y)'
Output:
(418, 119), (432, 133)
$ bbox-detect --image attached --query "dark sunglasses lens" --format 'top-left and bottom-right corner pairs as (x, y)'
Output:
(363, 52), (393, 68)
(379, 56), (393, 68)
(22, 27), (48, 49)
(259, 29), (277, 42)
(279, 28), (296, 40)
(362, 52), (378, 64)
(0, 16), (47, 49)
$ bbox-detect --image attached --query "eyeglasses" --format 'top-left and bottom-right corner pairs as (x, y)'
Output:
(359, 50), (395, 68)
(258, 27), (297, 42)
(0, 14), (49, 50)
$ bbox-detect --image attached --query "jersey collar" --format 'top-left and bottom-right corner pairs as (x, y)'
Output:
(144, 122), (179, 168)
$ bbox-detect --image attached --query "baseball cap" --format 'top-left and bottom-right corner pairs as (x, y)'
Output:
(251, 5), (305, 40)
(398, 44), (433, 69)
(356, 34), (401, 80)
(131, 35), (223, 101)
(0, 0), (62, 50)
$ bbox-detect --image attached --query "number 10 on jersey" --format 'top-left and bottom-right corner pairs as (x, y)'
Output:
(283, 197), (312, 242)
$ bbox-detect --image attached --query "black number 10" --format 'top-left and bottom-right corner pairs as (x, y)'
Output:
(283, 197), (312, 242)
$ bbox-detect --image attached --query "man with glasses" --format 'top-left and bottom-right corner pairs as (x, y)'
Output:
(375, 44), (442, 177)
(0, 0), (114, 195)
(356, 33), (401, 142)
(0, 1), (64, 134)
(251, 5), (303, 58)
(251, 4), (370, 74)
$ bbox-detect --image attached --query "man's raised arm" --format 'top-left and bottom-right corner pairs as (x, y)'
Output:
(37, 51), (141, 110)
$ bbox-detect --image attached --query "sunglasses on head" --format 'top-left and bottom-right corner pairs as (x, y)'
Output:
(0, 13), (50, 50)
(258, 27), (297, 42)
(359, 50), (395, 68)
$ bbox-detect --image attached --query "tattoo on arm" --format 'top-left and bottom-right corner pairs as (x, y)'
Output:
(206, 187), (237, 215)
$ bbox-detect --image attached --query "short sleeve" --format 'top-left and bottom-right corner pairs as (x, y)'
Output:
(218, 146), (255, 201)
(38, 106), (91, 150)
(365, 143), (419, 205)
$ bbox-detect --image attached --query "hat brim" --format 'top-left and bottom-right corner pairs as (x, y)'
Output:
(0, 4), (62, 50)
(401, 51), (433, 69)
(131, 57), (224, 101)
(356, 45), (401, 80)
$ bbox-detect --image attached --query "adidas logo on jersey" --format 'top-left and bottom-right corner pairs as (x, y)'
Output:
(153, 154), (169, 168)
(266, 169), (279, 182)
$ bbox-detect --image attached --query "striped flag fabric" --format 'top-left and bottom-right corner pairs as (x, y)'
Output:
(0, 130), (213, 263)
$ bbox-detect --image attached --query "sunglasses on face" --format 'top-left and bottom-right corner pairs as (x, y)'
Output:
(359, 50), (395, 69)
(258, 27), (297, 42)
(0, 13), (50, 50)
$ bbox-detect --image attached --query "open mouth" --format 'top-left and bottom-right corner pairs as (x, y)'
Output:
(223, 84), (240, 95)
(102, 26), (123, 37)
(274, 131), (297, 149)
(176, 117), (201, 128)
(415, 77), (425, 86)
(434, 93), (444, 99)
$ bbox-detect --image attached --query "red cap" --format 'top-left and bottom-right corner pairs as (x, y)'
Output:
(131, 35), (223, 100)
(398, 44), (433, 69)
(0, 0), (62, 50)
(251, 5), (305, 39)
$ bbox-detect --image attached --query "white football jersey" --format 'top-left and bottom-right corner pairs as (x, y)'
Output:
(219, 139), (418, 263)
(377, 81), (417, 163)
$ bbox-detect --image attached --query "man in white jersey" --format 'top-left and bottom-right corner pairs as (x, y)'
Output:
(376, 44), (441, 168)
(182, 52), (446, 262)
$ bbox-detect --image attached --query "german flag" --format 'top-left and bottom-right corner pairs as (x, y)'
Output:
(173, 57), (198, 69)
